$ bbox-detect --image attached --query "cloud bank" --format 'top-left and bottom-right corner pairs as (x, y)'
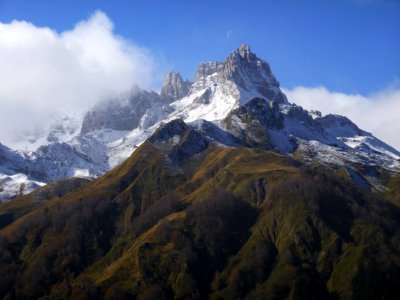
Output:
(283, 85), (400, 150)
(0, 11), (158, 147)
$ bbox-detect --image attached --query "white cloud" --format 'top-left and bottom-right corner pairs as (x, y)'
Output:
(0, 11), (159, 147)
(283, 85), (400, 150)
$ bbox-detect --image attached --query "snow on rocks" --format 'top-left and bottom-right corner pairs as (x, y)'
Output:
(1, 44), (399, 200)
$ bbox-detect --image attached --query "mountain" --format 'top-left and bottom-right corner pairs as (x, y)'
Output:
(1, 44), (400, 299)
(0, 44), (399, 202)
(0, 117), (399, 299)
(0, 143), (46, 200)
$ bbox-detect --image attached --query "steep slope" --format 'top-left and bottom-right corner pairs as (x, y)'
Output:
(0, 177), (90, 229)
(0, 119), (400, 299)
(316, 114), (400, 160)
(0, 143), (46, 200)
(383, 174), (400, 206)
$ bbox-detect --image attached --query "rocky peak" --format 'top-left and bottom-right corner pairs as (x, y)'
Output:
(193, 44), (288, 104)
(160, 72), (191, 103)
(224, 45), (287, 103)
(80, 88), (167, 135)
(237, 44), (256, 61)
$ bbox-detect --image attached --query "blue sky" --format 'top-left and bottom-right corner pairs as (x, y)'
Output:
(0, 0), (399, 95)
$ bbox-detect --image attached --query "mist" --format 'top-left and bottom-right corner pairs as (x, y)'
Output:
(0, 10), (159, 148)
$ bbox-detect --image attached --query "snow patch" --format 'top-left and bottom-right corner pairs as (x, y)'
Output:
(73, 169), (90, 177)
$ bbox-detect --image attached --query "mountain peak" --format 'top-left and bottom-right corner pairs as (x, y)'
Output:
(236, 43), (256, 61)
(238, 43), (250, 52)
(191, 45), (287, 104)
(226, 45), (288, 103)
(160, 71), (191, 103)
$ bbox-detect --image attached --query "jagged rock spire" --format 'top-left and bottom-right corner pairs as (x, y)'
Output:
(160, 72), (192, 103)
(237, 44), (256, 60)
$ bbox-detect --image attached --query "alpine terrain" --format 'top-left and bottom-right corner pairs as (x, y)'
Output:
(0, 45), (400, 299)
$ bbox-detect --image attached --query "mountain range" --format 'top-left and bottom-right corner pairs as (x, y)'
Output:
(0, 45), (400, 299)
(0, 44), (399, 201)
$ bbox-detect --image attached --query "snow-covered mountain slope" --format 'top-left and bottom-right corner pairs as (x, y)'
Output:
(220, 98), (399, 171)
(1, 44), (399, 200)
(166, 44), (287, 123)
(0, 143), (46, 200)
(6, 112), (82, 153)
(75, 44), (292, 170)
(315, 114), (400, 159)
(67, 43), (291, 170)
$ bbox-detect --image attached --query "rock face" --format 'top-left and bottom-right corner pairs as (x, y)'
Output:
(195, 61), (225, 81)
(194, 44), (287, 104)
(160, 72), (191, 103)
(315, 114), (367, 137)
(224, 44), (288, 103)
(80, 87), (171, 134)
(223, 98), (284, 148)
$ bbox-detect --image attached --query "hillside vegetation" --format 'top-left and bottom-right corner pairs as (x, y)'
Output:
(1, 124), (399, 300)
